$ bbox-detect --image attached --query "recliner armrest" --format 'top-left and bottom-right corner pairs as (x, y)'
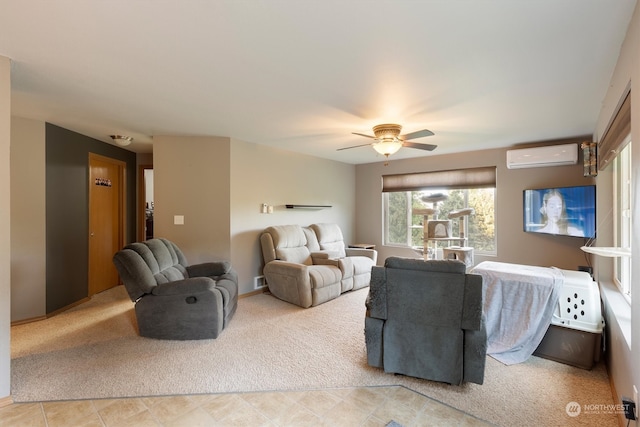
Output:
(310, 251), (341, 261)
(151, 277), (216, 296)
(461, 273), (484, 331)
(345, 248), (377, 262)
(311, 252), (340, 267)
(187, 261), (232, 278)
(263, 260), (311, 278)
(365, 266), (387, 319)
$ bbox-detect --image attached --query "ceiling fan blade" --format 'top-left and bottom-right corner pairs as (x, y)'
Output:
(403, 141), (438, 151)
(337, 143), (373, 151)
(400, 129), (434, 140)
(352, 132), (376, 139)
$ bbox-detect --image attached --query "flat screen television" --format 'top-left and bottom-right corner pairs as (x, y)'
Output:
(523, 185), (596, 238)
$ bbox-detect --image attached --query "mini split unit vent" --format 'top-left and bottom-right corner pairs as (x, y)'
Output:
(506, 143), (578, 169)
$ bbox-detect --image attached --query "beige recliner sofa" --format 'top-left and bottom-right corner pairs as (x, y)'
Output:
(260, 223), (377, 308)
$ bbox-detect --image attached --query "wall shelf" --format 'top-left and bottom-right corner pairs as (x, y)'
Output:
(580, 246), (631, 257)
(285, 204), (332, 209)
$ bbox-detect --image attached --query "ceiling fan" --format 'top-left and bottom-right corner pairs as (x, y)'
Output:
(338, 123), (437, 158)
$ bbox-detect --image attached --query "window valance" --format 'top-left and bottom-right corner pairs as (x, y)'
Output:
(382, 166), (496, 192)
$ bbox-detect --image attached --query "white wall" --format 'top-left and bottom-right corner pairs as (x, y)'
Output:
(10, 117), (46, 322)
(1, 55), (12, 402)
(230, 139), (356, 295)
(593, 1), (640, 417)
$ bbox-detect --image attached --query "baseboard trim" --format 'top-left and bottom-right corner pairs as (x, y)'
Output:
(11, 315), (47, 326)
(0, 395), (14, 408)
(46, 296), (91, 318)
(239, 288), (268, 299)
(606, 365), (626, 427)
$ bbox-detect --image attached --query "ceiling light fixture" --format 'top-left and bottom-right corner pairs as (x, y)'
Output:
(372, 139), (403, 157)
(340, 123), (436, 162)
(110, 135), (133, 147)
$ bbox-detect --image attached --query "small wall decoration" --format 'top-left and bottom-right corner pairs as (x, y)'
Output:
(95, 178), (112, 187)
(581, 142), (597, 177)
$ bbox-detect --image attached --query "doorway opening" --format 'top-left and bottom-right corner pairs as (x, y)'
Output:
(138, 165), (154, 241)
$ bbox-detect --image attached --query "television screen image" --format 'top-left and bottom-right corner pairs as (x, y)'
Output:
(523, 185), (596, 238)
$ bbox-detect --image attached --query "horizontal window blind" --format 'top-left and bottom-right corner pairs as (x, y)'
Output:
(382, 166), (496, 192)
(599, 91), (631, 170)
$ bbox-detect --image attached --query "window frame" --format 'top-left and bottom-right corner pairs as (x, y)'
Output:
(613, 139), (632, 302)
(382, 187), (497, 255)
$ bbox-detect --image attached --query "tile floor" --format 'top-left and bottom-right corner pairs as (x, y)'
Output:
(0, 385), (492, 427)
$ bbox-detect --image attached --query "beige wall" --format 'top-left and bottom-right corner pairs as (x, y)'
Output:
(593, 0), (640, 413)
(230, 139), (355, 295)
(154, 134), (353, 297)
(1, 55), (11, 400)
(128, 135), (357, 296)
(355, 138), (593, 270)
(153, 136), (232, 264)
(10, 117), (46, 322)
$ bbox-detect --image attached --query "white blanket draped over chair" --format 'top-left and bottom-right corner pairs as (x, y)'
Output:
(471, 261), (563, 365)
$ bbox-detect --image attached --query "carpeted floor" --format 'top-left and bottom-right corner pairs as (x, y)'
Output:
(11, 285), (618, 426)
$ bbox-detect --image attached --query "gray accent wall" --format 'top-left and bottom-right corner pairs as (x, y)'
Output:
(45, 124), (137, 314)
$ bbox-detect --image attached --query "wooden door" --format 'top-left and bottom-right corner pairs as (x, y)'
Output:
(88, 153), (125, 296)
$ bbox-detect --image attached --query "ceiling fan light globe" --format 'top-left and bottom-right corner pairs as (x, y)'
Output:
(373, 140), (402, 156)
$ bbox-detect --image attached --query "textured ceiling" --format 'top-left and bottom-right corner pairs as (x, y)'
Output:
(1, 0), (636, 164)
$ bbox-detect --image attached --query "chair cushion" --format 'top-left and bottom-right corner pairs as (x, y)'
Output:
(267, 225), (313, 265)
(127, 239), (189, 284)
(303, 227), (321, 252)
(310, 223), (347, 257)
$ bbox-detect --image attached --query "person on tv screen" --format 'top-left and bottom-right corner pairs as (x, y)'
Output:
(537, 189), (584, 237)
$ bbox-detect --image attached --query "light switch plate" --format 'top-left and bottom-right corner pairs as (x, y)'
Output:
(174, 215), (184, 225)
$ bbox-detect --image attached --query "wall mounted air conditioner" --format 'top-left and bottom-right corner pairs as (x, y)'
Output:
(506, 143), (578, 169)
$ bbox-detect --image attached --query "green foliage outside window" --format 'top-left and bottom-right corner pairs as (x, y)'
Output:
(387, 192), (410, 245)
(385, 188), (496, 253)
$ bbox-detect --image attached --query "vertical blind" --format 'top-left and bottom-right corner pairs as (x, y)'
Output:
(382, 166), (496, 192)
(599, 91), (631, 170)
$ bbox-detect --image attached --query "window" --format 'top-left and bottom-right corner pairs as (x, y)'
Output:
(613, 141), (632, 301)
(382, 167), (496, 254)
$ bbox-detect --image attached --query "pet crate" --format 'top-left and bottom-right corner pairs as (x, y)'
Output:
(533, 269), (604, 370)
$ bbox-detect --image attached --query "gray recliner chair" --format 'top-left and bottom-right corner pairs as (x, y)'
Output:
(365, 257), (486, 385)
(113, 238), (238, 340)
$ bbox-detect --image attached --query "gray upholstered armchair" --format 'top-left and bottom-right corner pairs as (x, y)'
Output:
(113, 238), (238, 340)
(365, 257), (486, 385)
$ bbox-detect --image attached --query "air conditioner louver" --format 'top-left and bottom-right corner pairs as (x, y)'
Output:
(506, 143), (578, 169)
